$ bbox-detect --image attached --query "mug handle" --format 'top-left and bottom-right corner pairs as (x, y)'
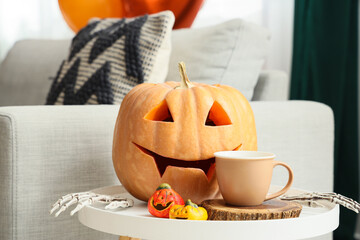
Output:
(264, 161), (294, 201)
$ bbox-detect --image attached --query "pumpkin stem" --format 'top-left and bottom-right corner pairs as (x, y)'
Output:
(156, 183), (171, 190)
(177, 62), (194, 89)
(185, 199), (198, 208)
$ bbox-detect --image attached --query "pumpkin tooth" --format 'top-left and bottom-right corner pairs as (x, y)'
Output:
(206, 163), (216, 182)
(233, 144), (242, 151)
(133, 142), (215, 178)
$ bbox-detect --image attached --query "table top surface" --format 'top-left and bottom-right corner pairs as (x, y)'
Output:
(78, 185), (339, 240)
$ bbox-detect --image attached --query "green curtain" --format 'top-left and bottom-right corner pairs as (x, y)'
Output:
(291, 0), (358, 239)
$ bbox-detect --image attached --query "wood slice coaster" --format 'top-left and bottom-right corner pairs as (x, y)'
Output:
(201, 199), (302, 221)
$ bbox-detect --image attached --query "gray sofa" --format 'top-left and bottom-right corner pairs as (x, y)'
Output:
(0, 40), (334, 239)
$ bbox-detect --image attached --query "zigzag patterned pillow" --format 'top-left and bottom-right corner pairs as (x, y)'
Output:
(46, 11), (174, 105)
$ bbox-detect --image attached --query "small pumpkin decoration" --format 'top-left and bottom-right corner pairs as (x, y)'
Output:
(113, 62), (257, 204)
(148, 183), (184, 218)
(169, 199), (208, 220)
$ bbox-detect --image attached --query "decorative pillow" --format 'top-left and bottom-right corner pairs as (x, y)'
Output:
(46, 11), (174, 105)
(166, 19), (270, 100)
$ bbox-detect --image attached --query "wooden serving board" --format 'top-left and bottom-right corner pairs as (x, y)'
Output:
(201, 199), (302, 221)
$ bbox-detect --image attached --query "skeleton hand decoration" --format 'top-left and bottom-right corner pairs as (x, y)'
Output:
(280, 192), (360, 213)
(50, 192), (134, 217)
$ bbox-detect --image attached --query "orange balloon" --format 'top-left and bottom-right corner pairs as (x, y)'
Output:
(59, 0), (204, 32)
(58, 0), (123, 32)
(122, 0), (204, 29)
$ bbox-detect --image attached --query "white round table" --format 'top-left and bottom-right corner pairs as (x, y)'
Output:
(78, 185), (339, 240)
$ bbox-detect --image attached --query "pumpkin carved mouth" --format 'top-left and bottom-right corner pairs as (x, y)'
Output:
(152, 200), (173, 211)
(133, 143), (216, 180)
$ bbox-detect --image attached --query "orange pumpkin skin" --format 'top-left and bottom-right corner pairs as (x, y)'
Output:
(113, 78), (257, 204)
(148, 183), (184, 218)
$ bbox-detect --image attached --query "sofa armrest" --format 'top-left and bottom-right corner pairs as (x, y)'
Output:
(252, 70), (289, 101)
(0, 105), (119, 240)
(250, 101), (334, 192)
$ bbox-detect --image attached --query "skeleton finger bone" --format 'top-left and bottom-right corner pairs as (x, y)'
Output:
(51, 192), (91, 208)
(54, 205), (67, 217)
(69, 200), (91, 216)
(281, 192), (360, 213)
(50, 192), (134, 217)
(54, 196), (92, 217)
(69, 196), (104, 216)
(105, 199), (134, 210)
(50, 194), (74, 214)
(50, 192), (95, 215)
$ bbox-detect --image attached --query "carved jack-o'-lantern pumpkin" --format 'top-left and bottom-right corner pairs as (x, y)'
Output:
(148, 183), (184, 218)
(112, 62), (257, 203)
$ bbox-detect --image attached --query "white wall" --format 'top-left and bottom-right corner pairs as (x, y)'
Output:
(193, 0), (294, 78)
(0, 0), (73, 61)
(261, 0), (294, 76)
(192, 0), (263, 27)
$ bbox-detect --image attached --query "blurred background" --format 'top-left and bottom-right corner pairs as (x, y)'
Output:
(0, 0), (294, 76)
(0, 0), (72, 60)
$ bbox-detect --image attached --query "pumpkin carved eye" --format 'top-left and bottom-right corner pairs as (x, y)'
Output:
(205, 101), (232, 126)
(144, 100), (174, 122)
